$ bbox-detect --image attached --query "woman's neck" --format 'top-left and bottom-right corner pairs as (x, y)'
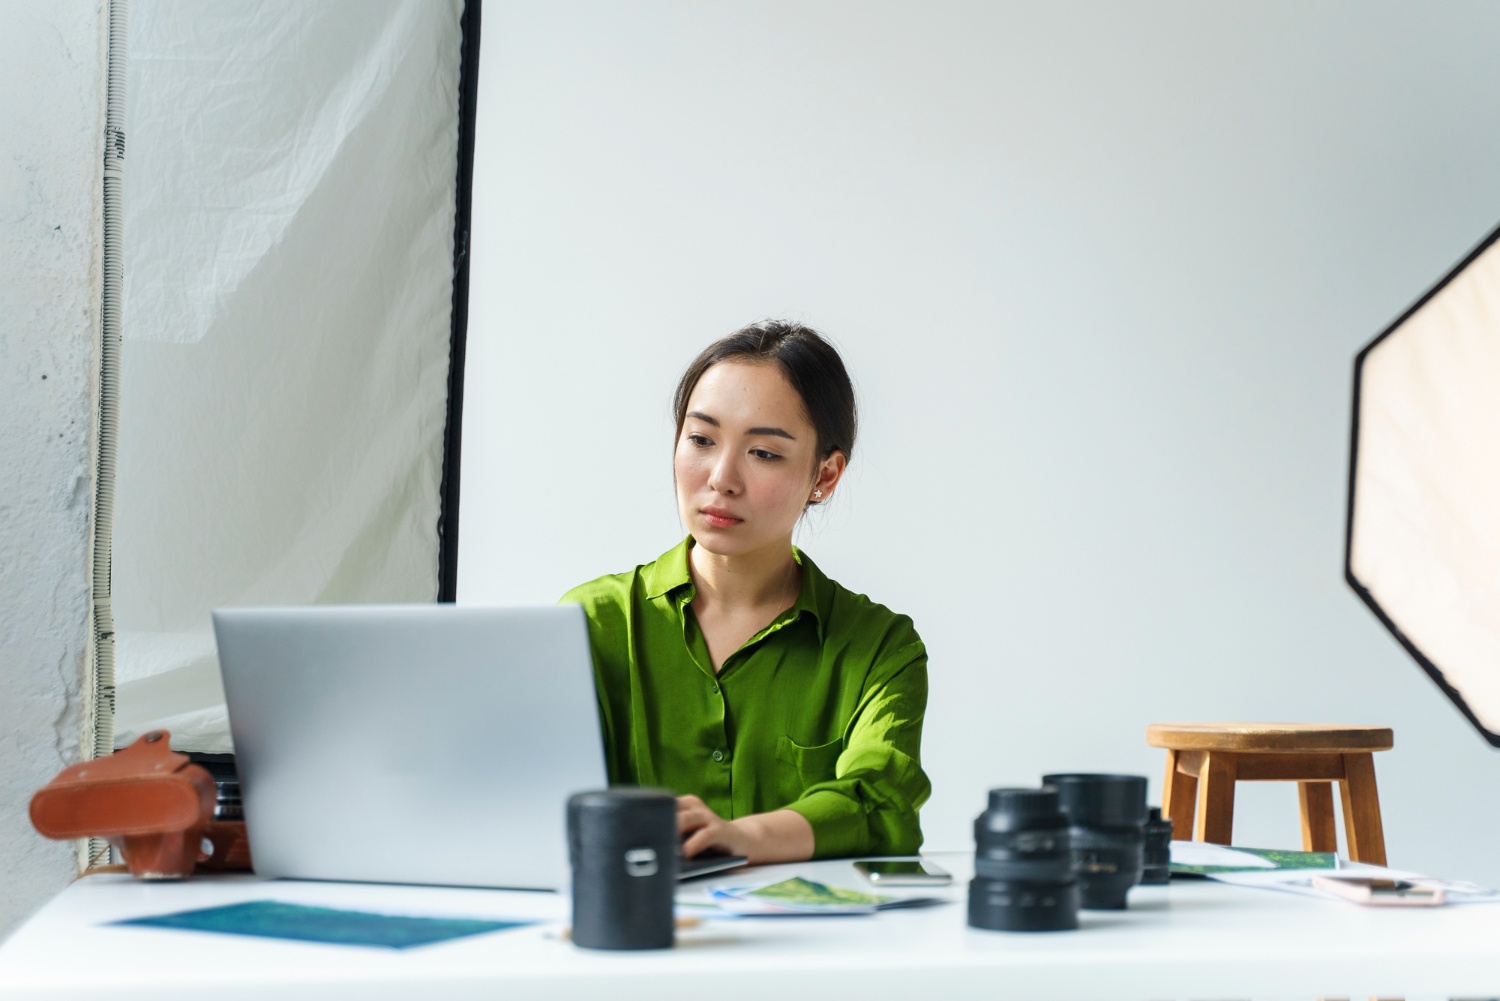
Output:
(688, 537), (800, 613)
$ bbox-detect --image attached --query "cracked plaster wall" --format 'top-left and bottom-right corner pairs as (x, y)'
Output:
(0, 0), (107, 940)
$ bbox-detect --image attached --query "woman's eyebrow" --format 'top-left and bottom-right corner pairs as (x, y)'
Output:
(686, 411), (795, 440)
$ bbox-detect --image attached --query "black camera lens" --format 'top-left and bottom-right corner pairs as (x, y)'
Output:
(1040, 773), (1148, 910)
(567, 789), (678, 950)
(968, 787), (1079, 932)
(1141, 806), (1174, 885)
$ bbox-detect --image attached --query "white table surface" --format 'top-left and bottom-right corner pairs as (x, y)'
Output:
(2, 852), (1498, 1000)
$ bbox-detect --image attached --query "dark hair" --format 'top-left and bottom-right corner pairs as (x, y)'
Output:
(673, 320), (858, 466)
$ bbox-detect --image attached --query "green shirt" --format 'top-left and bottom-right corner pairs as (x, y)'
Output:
(561, 536), (930, 858)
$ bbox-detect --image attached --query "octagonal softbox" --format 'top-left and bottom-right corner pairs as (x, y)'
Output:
(1347, 223), (1500, 747)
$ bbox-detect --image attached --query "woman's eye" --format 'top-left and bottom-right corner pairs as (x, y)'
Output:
(751, 449), (782, 461)
(686, 434), (712, 448)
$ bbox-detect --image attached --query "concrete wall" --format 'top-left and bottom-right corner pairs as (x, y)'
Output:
(0, 1), (107, 940)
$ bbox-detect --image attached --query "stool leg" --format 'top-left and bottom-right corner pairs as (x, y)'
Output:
(1193, 751), (1237, 845)
(1162, 749), (1197, 842)
(1298, 781), (1337, 853)
(1339, 752), (1387, 866)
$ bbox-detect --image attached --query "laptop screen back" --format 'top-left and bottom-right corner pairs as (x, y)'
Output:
(212, 604), (606, 890)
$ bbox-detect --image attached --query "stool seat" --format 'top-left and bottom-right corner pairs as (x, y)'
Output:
(1148, 721), (1392, 866)
(1147, 722), (1393, 754)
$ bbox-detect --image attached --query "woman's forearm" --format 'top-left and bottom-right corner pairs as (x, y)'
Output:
(730, 808), (815, 864)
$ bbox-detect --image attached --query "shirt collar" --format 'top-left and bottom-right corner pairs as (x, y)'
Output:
(790, 545), (828, 641)
(643, 535), (828, 641)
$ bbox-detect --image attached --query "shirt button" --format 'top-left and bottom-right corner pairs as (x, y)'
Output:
(711, 749), (725, 762)
(711, 682), (720, 693)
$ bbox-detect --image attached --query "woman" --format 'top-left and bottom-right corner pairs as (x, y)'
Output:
(562, 320), (929, 864)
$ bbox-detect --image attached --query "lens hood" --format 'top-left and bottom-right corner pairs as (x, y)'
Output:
(1040, 773), (1148, 828)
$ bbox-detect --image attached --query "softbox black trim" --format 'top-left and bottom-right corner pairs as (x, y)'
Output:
(438, 0), (482, 603)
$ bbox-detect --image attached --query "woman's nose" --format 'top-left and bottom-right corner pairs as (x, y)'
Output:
(707, 454), (742, 495)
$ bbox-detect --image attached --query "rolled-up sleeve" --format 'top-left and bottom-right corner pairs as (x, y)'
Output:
(784, 649), (930, 858)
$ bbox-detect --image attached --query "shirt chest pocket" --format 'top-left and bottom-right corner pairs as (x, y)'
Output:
(776, 734), (843, 787)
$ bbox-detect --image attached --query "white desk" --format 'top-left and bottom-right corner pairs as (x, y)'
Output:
(2, 853), (1497, 1000)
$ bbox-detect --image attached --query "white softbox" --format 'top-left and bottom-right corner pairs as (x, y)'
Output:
(113, 0), (477, 752)
(1348, 222), (1500, 747)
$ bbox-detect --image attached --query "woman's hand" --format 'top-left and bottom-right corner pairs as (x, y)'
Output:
(676, 795), (815, 865)
(677, 795), (751, 859)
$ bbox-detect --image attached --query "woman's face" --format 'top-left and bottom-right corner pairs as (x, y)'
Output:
(674, 359), (843, 558)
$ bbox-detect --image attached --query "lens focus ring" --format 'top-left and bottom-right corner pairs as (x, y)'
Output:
(974, 856), (1073, 881)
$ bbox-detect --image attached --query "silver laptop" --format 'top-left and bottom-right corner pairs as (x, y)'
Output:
(212, 604), (608, 891)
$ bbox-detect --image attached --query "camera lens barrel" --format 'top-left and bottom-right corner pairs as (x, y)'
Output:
(1141, 806), (1174, 885)
(968, 787), (1079, 932)
(1041, 773), (1148, 910)
(567, 789), (678, 950)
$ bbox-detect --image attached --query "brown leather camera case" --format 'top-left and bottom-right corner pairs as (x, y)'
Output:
(30, 730), (248, 878)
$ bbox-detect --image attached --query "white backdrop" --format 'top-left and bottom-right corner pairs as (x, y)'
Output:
(459, 1), (1500, 884)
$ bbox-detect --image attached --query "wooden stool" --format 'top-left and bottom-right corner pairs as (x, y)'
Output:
(1146, 722), (1393, 866)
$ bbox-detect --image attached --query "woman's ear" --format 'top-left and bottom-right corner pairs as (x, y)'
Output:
(810, 451), (847, 503)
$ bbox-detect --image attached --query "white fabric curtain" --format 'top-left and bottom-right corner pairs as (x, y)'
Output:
(114, 0), (464, 752)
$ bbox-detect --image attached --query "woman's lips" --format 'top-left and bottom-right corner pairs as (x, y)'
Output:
(701, 507), (743, 528)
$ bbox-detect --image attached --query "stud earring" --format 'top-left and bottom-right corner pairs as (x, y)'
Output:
(813, 490), (823, 499)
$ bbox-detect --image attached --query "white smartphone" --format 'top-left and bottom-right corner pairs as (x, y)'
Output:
(853, 859), (953, 886)
(1310, 876), (1445, 907)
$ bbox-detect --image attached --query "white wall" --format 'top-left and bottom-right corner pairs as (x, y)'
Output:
(460, 1), (1500, 884)
(0, 2), (106, 939)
